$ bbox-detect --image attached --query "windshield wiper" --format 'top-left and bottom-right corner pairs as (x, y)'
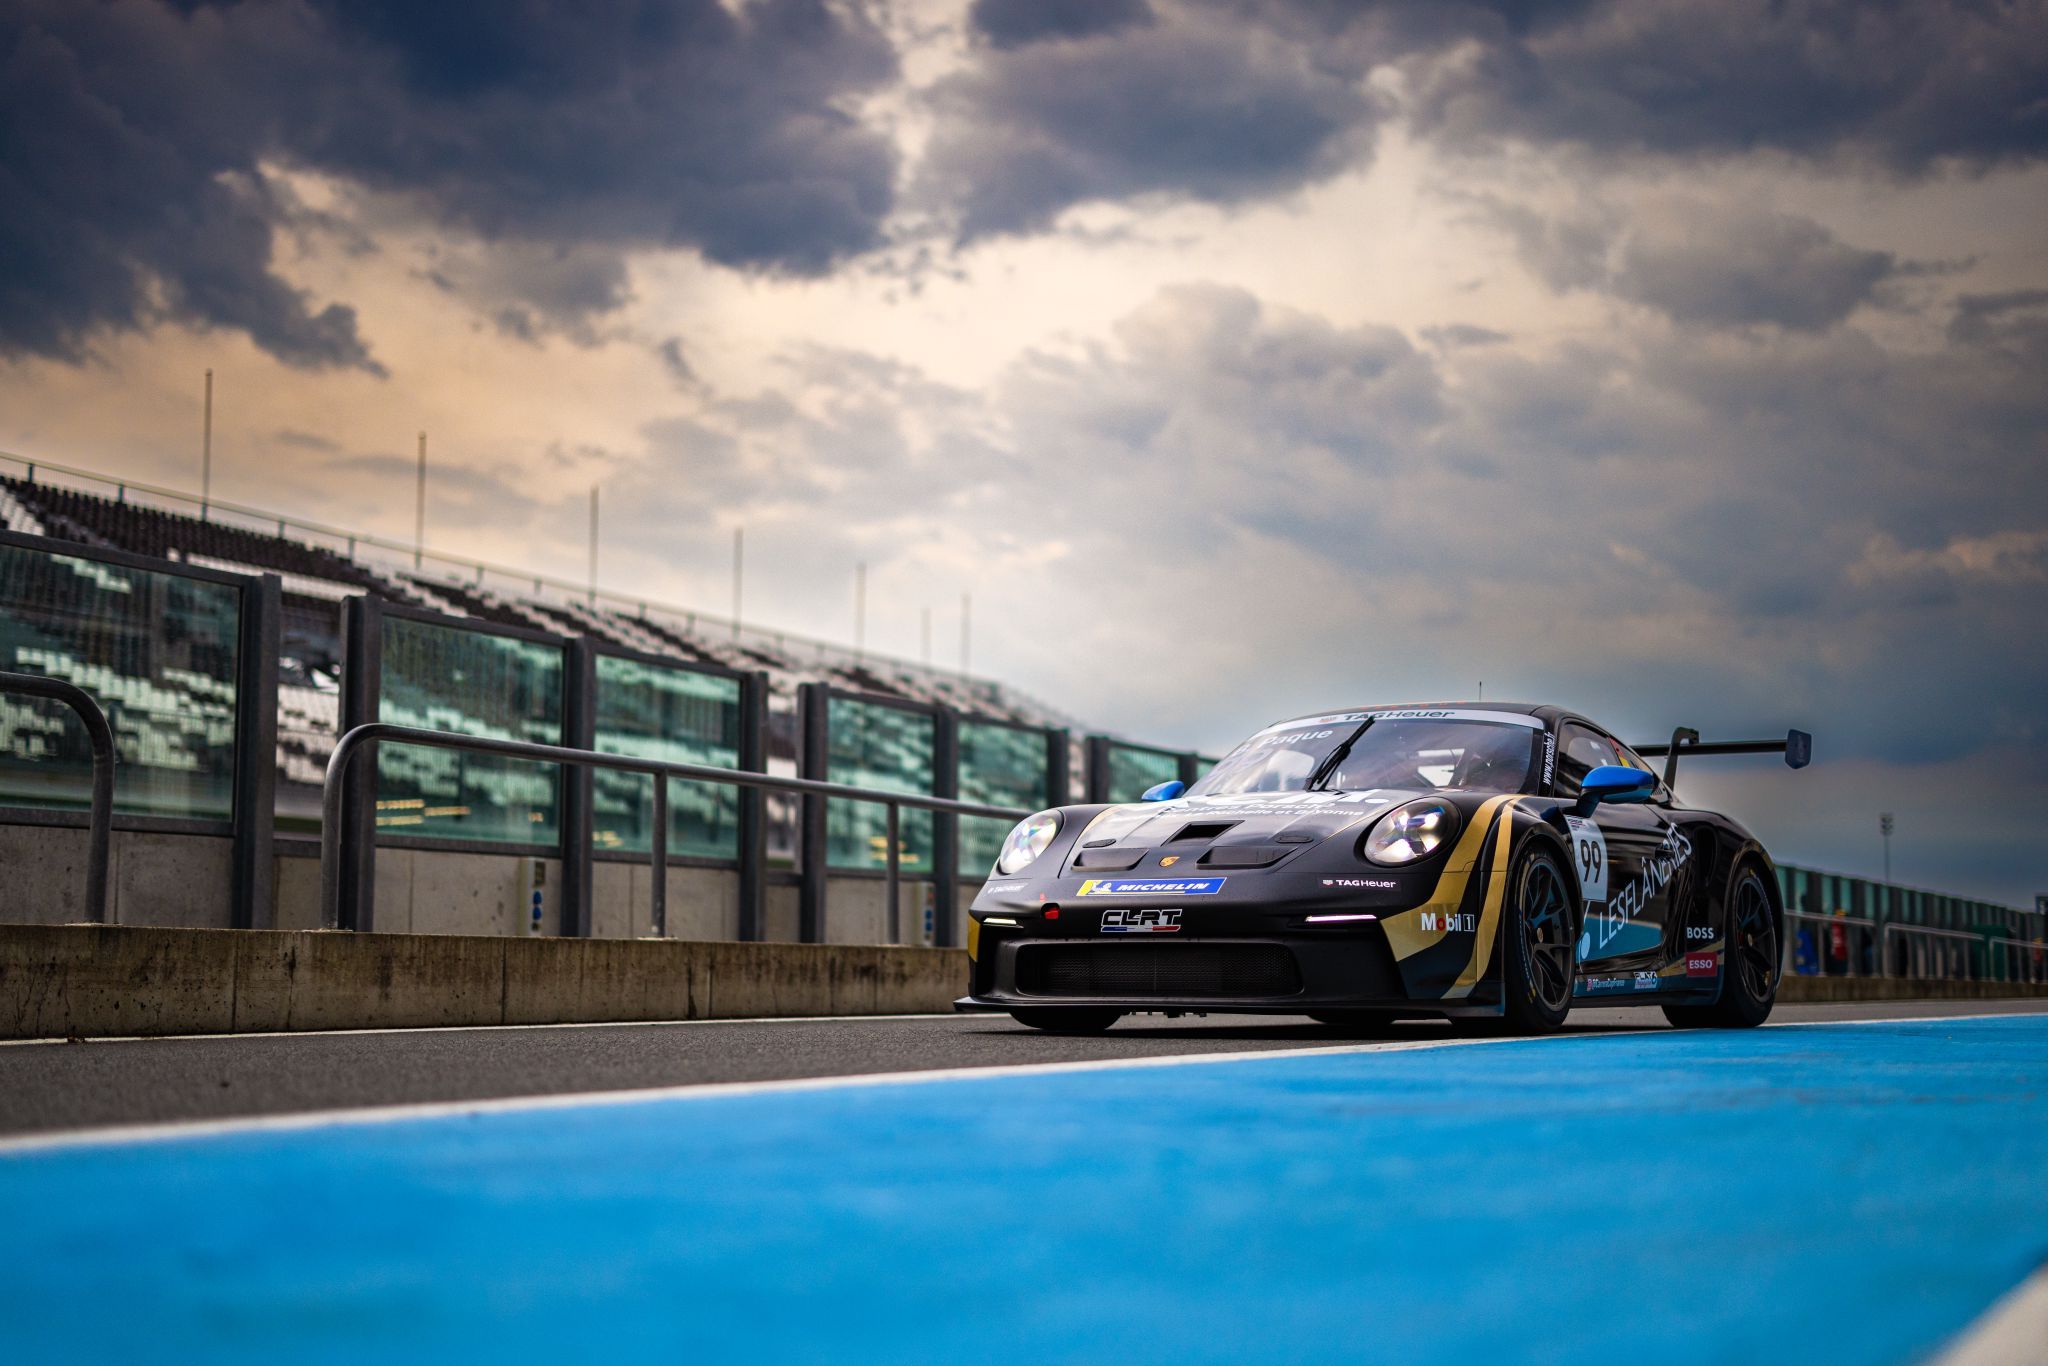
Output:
(1306, 717), (1374, 791)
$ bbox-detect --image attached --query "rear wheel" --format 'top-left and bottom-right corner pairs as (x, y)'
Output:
(1663, 866), (1778, 1029)
(1008, 1007), (1122, 1033)
(1499, 843), (1577, 1035)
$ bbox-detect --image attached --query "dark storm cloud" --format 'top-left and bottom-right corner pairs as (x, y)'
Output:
(1403, 0), (2048, 169)
(1947, 289), (2048, 352)
(968, 0), (1155, 49)
(295, 0), (898, 273)
(925, 0), (2047, 246)
(1613, 206), (1899, 332)
(0, 2), (380, 372)
(0, 0), (897, 371)
(921, 8), (1379, 240)
(1487, 197), (1903, 332)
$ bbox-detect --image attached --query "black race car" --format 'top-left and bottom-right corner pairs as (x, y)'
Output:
(960, 703), (1811, 1034)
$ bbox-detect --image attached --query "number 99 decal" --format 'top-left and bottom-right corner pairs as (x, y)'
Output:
(1563, 815), (1609, 903)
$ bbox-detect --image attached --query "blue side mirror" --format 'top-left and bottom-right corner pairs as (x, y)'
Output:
(1575, 764), (1656, 815)
(1141, 780), (1186, 802)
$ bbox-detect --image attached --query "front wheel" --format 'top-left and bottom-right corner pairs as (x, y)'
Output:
(1663, 866), (1778, 1029)
(1008, 1008), (1122, 1034)
(1499, 842), (1578, 1034)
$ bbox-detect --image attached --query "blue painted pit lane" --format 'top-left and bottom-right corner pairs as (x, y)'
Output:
(3, 1017), (2046, 1364)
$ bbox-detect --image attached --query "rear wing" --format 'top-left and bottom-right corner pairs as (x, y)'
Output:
(1632, 728), (1813, 789)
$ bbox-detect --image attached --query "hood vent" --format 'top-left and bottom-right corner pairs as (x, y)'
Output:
(1072, 847), (1146, 871)
(1200, 845), (1288, 869)
(1169, 822), (1237, 843)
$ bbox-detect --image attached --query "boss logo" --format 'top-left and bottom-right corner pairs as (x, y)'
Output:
(1101, 909), (1182, 934)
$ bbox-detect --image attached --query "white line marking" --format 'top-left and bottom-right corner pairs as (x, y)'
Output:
(0, 1012), (955, 1048)
(1935, 1264), (2048, 1365)
(0, 1031), (1571, 1157)
(4, 1008), (2041, 1158)
(3, 999), (2039, 1050)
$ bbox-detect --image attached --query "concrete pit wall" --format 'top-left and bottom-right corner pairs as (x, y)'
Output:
(7, 827), (956, 946)
(0, 923), (970, 1039)
(0, 826), (234, 929)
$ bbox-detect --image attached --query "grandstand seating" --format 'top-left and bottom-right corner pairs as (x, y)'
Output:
(2, 472), (1073, 822)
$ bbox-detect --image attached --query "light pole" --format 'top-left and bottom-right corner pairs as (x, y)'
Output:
(731, 526), (743, 639)
(200, 368), (213, 520)
(1880, 812), (1894, 884)
(854, 562), (867, 661)
(960, 592), (971, 677)
(587, 485), (599, 605)
(413, 432), (427, 570)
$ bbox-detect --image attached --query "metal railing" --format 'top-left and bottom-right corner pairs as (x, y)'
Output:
(1881, 922), (2048, 985)
(1785, 910), (1879, 977)
(0, 670), (115, 923)
(1883, 923), (1981, 980)
(1997, 937), (2048, 986)
(320, 723), (1030, 936)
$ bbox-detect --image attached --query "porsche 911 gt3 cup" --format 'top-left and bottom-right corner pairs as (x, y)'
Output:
(960, 703), (1810, 1034)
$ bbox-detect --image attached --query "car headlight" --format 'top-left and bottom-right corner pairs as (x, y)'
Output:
(995, 810), (1062, 875)
(1361, 799), (1460, 865)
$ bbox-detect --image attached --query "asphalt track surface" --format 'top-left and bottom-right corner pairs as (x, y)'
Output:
(4, 1003), (2046, 1364)
(2, 998), (2044, 1139)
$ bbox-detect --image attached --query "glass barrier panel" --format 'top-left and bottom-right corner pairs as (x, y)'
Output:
(592, 655), (742, 859)
(1107, 744), (1181, 803)
(0, 543), (240, 820)
(825, 697), (933, 872)
(377, 615), (563, 844)
(959, 721), (1049, 877)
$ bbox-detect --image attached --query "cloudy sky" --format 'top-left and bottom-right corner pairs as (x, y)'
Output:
(3, 0), (2045, 904)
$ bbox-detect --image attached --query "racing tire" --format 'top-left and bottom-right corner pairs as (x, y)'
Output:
(1008, 1008), (1122, 1034)
(1496, 841), (1578, 1035)
(1662, 865), (1778, 1029)
(1306, 1010), (1398, 1032)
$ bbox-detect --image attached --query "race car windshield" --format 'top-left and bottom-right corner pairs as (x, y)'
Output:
(1189, 718), (1535, 797)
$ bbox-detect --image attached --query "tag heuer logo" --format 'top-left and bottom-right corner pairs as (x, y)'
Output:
(1101, 909), (1182, 934)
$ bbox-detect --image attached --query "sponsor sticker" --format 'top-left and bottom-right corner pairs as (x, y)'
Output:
(1101, 909), (1182, 934)
(1684, 925), (1714, 942)
(1360, 708), (1546, 730)
(1685, 953), (1718, 977)
(982, 880), (1028, 895)
(1322, 877), (1398, 889)
(1634, 971), (1660, 991)
(1563, 815), (1608, 903)
(1248, 713), (1371, 738)
(1580, 975), (1632, 994)
(1075, 877), (1226, 898)
(1588, 820), (1695, 956)
(1419, 910), (1478, 933)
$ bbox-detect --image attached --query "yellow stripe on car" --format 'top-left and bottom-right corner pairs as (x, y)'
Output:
(1379, 794), (1517, 966)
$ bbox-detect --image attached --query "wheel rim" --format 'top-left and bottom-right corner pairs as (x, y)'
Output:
(1520, 855), (1575, 1012)
(1733, 873), (1777, 1000)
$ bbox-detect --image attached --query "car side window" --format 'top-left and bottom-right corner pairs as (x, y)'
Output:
(1553, 723), (1620, 798)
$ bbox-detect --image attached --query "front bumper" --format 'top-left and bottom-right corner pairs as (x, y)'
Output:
(961, 930), (1494, 1017)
